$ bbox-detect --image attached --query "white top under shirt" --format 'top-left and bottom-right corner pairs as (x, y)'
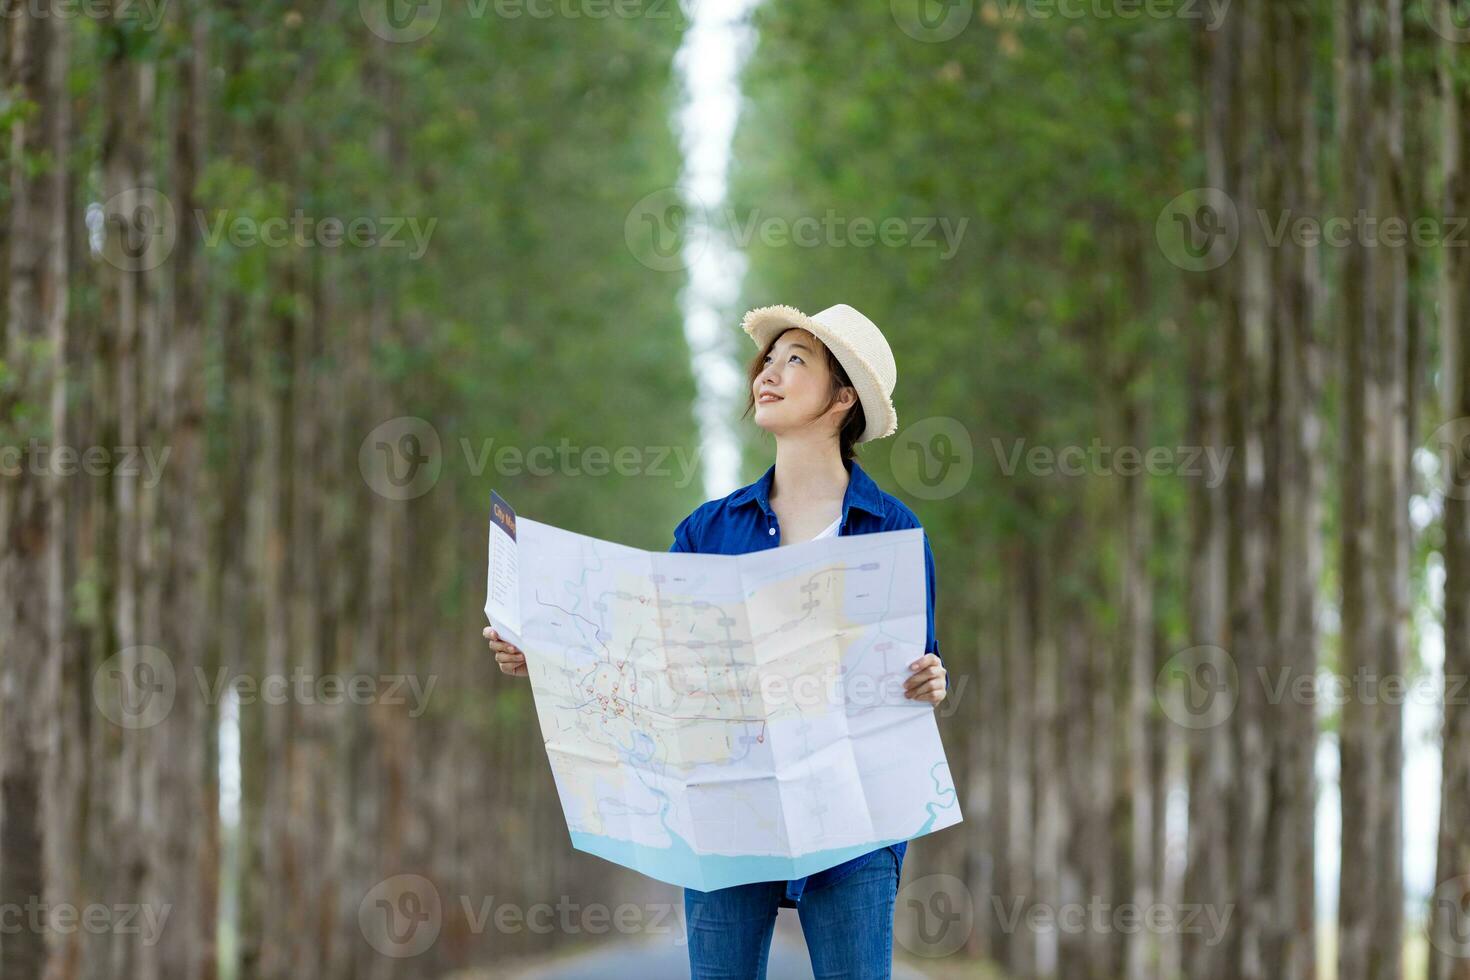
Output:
(810, 515), (841, 540)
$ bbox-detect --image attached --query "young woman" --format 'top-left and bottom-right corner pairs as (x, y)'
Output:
(484, 302), (946, 979)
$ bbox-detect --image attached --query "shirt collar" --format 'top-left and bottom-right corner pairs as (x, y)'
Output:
(729, 458), (888, 521)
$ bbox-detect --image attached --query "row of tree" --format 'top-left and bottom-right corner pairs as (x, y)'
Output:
(1, 1), (702, 978)
(732, 1), (1468, 978)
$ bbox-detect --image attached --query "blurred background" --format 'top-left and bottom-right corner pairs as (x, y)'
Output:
(1, 0), (1468, 978)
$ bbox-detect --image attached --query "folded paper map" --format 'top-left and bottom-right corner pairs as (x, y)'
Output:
(489, 500), (962, 892)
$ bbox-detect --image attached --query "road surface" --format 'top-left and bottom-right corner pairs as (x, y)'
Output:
(507, 911), (932, 979)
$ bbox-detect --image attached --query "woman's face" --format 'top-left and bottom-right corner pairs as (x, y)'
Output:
(751, 328), (855, 437)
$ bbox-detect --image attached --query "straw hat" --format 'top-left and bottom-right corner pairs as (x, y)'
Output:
(740, 303), (898, 443)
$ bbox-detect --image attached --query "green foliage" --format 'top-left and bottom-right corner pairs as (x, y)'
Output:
(733, 0), (1200, 654)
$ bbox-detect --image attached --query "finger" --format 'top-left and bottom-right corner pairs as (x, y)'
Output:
(907, 654), (939, 672)
(904, 666), (944, 691)
(906, 677), (944, 698)
(915, 679), (946, 699)
(499, 661), (528, 677)
(483, 627), (495, 638)
(495, 650), (525, 666)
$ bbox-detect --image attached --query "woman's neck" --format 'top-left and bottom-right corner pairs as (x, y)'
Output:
(770, 437), (849, 506)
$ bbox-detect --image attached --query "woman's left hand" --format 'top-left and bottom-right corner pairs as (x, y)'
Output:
(904, 653), (947, 705)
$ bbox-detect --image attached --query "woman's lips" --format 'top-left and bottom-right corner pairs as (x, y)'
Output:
(758, 393), (783, 404)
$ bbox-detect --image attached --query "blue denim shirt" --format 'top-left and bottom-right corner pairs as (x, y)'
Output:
(668, 457), (942, 904)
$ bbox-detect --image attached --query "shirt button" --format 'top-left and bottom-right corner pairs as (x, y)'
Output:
(768, 527), (776, 536)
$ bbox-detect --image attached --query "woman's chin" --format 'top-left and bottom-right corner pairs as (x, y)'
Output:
(752, 412), (785, 436)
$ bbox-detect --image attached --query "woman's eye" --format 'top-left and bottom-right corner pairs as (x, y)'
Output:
(790, 355), (803, 364)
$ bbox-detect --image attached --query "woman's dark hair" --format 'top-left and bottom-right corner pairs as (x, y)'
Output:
(742, 328), (866, 462)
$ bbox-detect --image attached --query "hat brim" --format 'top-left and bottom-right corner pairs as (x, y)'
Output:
(740, 305), (897, 443)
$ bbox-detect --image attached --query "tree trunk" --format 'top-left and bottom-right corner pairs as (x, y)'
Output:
(1431, 1), (1470, 974)
(1338, 3), (1409, 978)
(0, 6), (69, 978)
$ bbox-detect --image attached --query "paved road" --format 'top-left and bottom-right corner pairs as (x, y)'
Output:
(512, 911), (930, 980)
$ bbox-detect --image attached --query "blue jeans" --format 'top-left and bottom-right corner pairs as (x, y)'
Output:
(683, 849), (900, 979)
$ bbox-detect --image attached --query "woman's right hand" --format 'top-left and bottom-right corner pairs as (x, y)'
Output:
(483, 627), (528, 678)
